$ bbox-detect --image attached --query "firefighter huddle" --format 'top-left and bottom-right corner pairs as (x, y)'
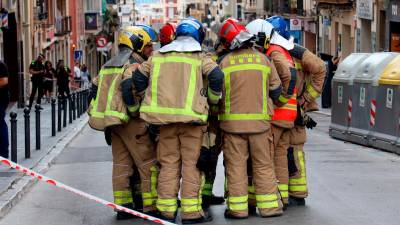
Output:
(88, 16), (325, 224)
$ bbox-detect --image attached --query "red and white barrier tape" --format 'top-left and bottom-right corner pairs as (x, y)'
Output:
(347, 98), (352, 123)
(0, 157), (176, 225)
(370, 99), (376, 126)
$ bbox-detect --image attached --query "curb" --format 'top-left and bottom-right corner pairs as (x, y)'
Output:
(0, 115), (88, 218)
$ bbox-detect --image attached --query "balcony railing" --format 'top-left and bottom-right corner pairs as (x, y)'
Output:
(55, 16), (71, 36)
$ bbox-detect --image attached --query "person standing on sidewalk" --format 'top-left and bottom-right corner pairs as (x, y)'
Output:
(55, 60), (71, 100)
(28, 54), (45, 110)
(74, 62), (82, 88)
(80, 64), (90, 89)
(0, 60), (10, 158)
(43, 61), (56, 102)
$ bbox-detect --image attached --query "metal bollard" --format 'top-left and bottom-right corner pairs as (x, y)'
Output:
(77, 91), (81, 118)
(63, 97), (67, 127)
(57, 96), (62, 132)
(24, 108), (30, 158)
(68, 97), (73, 124)
(51, 98), (56, 136)
(10, 112), (17, 163)
(35, 104), (41, 150)
(72, 92), (76, 120)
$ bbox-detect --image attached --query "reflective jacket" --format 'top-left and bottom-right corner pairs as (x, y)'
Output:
(88, 49), (143, 130)
(267, 45), (298, 128)
(218, 47), (283, 133)
(289, 44), (326, 111)
(133, 51), (223, 125)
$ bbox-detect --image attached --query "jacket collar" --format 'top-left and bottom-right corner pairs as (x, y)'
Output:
(159, 36), (202, 53)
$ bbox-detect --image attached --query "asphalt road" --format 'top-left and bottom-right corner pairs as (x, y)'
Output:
(1, 113), (400, 225)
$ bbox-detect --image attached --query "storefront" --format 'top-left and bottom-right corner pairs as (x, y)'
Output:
(387, 0), (400, 52)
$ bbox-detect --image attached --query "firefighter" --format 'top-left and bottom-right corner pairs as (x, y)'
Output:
(217, 18), (286, 219)
(267, 16), (326, 206)
(88, 26), (158, 220)
(159, 23), (176, 47)
(131, 17), (224, 224)
(246, 19), (298, 207)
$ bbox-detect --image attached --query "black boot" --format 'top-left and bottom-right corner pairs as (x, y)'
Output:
(248, 205), (257, 215)
(289, 196), (305, 206)
(202, 195), (211, 209)
(116, 203), (137, 220)
(182, 212), (213, 224)
(209, 194), (225, 205)
(224, 209), (248, 220)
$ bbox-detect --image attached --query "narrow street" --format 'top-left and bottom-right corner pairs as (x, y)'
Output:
(1, 113), (399, 225)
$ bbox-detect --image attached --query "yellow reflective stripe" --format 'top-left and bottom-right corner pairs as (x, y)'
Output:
(229, 203), (248, 211)
(203, 183), (212, 196)
(150, 166), (158, 198)
(289, 150), (307, 191)
(295, 62), (302, 70)
(278, 184), (288, 191)
(255, 194), (278, 202)
(278, 105), (298, 110)
(90, 71), (105, 118)
(208, 88), (220, 103)
(257, 201), (279, 209)
(228, 195), (248, 203)
(114, 191), (132, 197)
(248, 185), (255, 193)
(105, 75), (129, 121)
(219, 113), (270, 121)
(99, 68), (125, 75)
(140, 106), (208, 121)
(157, 198), (177, 212)
(279, 95), (289, 104)
(306, 83), (320, 99)
(248, 193), (255, 200)
(152, 56), (202, 66)
(143, 192), (152, 198)
(128, 104), (140, 113)
(280, 191), (289, 198)
(114, 198), (133, 205)
(221, 64), (270, 121)
(114, 191), (133, 204)
(289, 185), (307, 192)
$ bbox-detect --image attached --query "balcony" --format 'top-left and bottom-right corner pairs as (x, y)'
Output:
(55, 16), (71, 36)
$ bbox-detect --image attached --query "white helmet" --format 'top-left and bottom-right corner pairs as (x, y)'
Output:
(246, 19), (294, 51)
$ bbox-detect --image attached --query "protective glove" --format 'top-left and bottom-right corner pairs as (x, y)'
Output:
(304, 115), (317, 129)
(104, 128), (112, 146)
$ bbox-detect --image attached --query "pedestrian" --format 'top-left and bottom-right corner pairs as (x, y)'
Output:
(89, 26), (159, 220)
(217, 18), (284, 219)
(28, 54), (45, 110)
(43, 61), (56, 102)
(0, 60), (9, 158)
(132, 17), (223, 224)
(73, 61), (81, 88)
(80, 64), (90, 89)
(55, 60), (71, 100)
(247, 19), (298, 207)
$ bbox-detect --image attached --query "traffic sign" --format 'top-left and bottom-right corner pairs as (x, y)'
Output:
(96, 36), (109, 48)
(74, 50), (83, 61)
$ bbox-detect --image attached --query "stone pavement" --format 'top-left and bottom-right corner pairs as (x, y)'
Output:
(0, 100), (88, 216)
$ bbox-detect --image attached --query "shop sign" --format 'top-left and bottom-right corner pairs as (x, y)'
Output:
(85, 12), (98, 30)
(357, 0), (373, 20)
(391, 2), (400, 20)
(290, 19), (302, 31)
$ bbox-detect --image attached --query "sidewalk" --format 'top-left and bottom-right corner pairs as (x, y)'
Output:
(0, 100), (88, 217)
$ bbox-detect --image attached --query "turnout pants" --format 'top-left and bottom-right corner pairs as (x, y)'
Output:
(271, 125), (291, 204)
(223, 131), (283, 218)
(156, 124), (205, 220)
(288, 125), (308, 198)
(111, 119), (158, 212)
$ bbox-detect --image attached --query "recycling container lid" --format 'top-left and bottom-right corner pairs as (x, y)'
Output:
(354, 52), (399, 85)
(333, 53), (370, 84)
(379, 55), (400, 85)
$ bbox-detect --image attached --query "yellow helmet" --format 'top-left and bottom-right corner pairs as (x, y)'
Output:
(118, 26), (152, 53)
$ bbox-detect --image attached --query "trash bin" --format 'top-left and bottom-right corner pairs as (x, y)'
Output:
(329, 53), (370, 141)
(347, 52), (399, 146)
(369, 55), (400, 154)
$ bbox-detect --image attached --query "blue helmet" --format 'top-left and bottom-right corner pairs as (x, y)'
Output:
(266, 16), (290, 40)
(176, 17), (205, 44)
(136, 24), (159, 42)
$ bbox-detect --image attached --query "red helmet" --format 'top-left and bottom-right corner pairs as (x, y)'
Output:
(219, 18), (254, 50)
(159, 23), (176, 46)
